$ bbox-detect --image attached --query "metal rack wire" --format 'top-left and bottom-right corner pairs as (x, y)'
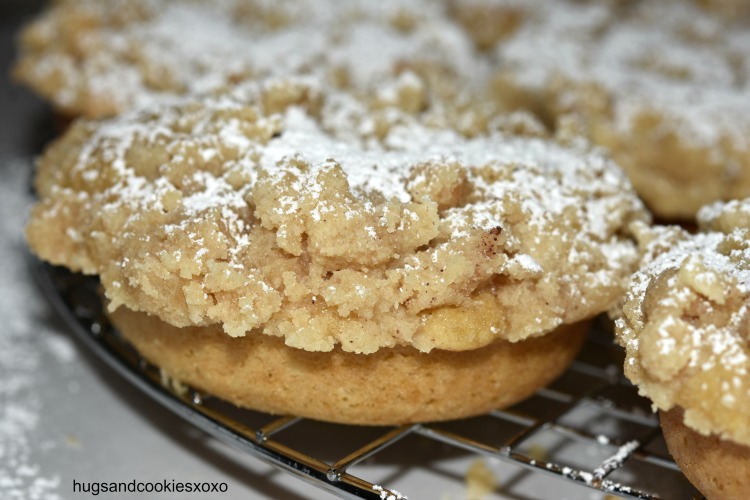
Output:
(33, 259), (702, 500)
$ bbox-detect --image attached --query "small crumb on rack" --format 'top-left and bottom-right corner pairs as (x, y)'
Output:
(465, 458), (497, 500)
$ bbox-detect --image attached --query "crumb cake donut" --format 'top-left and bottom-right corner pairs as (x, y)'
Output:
(18, 0), (750, 222)
(491, 0), (750, 219)
(13, 0), (488, 123)
(615, 199), (750, 498)
(27, 77), (648, 424)
(17, 1), (750, 223)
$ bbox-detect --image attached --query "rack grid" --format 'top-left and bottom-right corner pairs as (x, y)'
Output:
(33, 260), (702, 499)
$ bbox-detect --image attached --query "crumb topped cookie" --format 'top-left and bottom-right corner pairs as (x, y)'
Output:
(616, 198), (750, 447)
(492, 0), (750, 219)
(27, 77), (648, 354)
(616, 197), (750, 497)
(17, 0), (750, 221)
(14, 0), (486, 118)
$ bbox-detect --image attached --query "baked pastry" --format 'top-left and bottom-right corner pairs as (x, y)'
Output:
(491, 0), (750, 219)
(13, 0), (487, 123)
(17, 0), (750, 222)
(615, 198), (750, 497)
(697, 0), (750, 19)
(27, 77), (648, 424)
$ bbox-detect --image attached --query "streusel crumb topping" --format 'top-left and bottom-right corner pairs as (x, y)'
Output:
(28, 78), (647, 353)
(616, 200), (750, 445)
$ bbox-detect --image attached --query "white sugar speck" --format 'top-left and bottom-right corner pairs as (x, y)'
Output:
(0, 157), (62, 500)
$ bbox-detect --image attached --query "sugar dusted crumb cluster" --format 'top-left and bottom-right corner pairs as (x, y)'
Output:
(27, 77), (647, 354)
(14, 0), (488, 119)
(616, 200), (750, 446)
(15, 0), (750, 220)
(491, 0), (750, 218)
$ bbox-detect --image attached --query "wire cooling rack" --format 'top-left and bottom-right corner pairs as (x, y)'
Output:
(32, 259), (703, 500)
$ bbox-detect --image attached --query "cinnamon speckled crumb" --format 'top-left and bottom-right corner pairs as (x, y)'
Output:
(27, 76), (647, 353)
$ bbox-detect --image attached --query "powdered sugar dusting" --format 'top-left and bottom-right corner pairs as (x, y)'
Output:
(0, 157), (62, 500)
(627, 229), (750, 310)
(615, 203), (750, 446)
(496, 0), (750, 148)
(17, 0), (489, 117)
(592, 440), (639, 481)
(27, 72), (648, 351)
(70, 78), (643, 267)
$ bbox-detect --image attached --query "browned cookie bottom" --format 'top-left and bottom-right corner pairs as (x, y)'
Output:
(111, 307), (587, 426)
(661, 407), (750, 500)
